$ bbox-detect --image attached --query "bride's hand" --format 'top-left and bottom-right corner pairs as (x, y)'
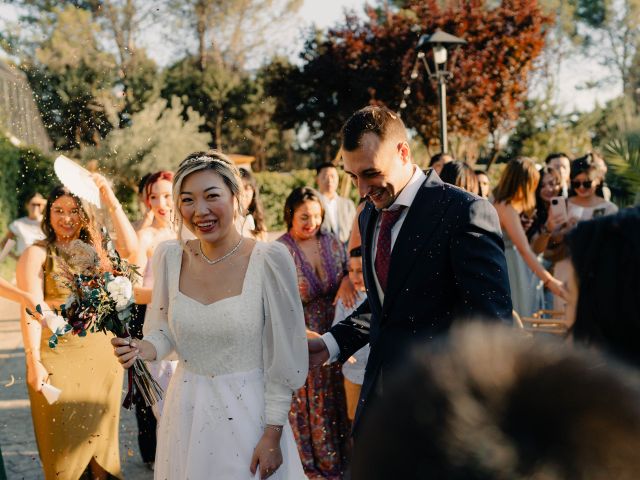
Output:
(111, 338), (156, 367)
(250, 428), (283, 479)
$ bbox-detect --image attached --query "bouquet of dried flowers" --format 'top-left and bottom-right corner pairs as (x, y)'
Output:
(27, 239), (162, 408)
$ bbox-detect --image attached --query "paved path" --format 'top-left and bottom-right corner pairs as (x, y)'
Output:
(0, 297), (153, 479)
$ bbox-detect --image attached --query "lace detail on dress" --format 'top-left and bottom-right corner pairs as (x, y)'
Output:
(170, 242), (265, 376)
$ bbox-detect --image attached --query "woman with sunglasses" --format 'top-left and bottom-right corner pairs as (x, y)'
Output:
(549, 154), (618, 313)
(568, 154), (618, 221)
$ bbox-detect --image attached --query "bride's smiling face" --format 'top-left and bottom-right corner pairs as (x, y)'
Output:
(179, 170), (236, 244)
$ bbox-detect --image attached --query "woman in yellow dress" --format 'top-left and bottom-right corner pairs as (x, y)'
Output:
(16, 180), (138, 480)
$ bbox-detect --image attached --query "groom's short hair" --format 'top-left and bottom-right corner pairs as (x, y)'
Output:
(341, 106), (408, 152)
(352, 323), (640, 480)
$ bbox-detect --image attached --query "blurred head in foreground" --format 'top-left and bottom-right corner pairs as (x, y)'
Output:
(352, 322), (640, 480)
(567, 206), (640, 367)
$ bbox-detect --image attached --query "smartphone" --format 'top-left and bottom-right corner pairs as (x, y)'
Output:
(592, 207), (607, 218)
(549, 196), (568, 223)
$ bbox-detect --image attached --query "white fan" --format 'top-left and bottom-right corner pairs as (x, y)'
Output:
(54, 155), (102, 208)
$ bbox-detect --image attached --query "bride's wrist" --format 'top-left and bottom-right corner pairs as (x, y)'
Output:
(263, 424), (283, 440)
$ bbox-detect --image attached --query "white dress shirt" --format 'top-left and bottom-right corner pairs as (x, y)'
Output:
(320, 194), (340, 236)
(322, 166), (426, 361)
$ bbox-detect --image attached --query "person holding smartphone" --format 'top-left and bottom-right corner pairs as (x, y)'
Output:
(567, 154), (618, 221)
(549, 154), (619, 312)
(493, 158), (569, 317)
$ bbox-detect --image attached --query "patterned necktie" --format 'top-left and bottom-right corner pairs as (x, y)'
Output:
(374, 207), (405, 293)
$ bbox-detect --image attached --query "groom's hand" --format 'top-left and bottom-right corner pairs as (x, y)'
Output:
(307, 332), (330, 368)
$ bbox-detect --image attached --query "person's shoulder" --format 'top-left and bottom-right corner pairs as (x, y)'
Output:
(9, 216), (29, 230)
(154, 239), (181, 258)
(21, 242), (47, 261)
(261, 239), (292, 260)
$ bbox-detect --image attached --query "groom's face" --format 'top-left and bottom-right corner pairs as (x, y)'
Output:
(343, 132), (413, 210)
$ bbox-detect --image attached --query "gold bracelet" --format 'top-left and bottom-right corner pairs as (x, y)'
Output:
(265, 424), (283, 433)
(108, 204), (122, 214)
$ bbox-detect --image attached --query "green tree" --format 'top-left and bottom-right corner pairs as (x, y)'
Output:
(86, 96), (211, 187)
(164, 0), (303, 71)
(21, 6), (118, 150)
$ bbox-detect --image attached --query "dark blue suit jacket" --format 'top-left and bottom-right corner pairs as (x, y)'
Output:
(329, 170), (513, 432)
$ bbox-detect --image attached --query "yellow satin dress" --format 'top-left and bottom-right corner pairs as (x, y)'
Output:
(27, 244), (124, 479)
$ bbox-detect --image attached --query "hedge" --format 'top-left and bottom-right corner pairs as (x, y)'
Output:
(254, 169), (316, 232)
(0, 134), (56, 236)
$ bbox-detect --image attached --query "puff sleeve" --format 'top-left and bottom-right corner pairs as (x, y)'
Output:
(262, 242), (308, 425)
(142, 240), (178, 361)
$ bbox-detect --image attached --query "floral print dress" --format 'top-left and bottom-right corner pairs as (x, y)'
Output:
(278, 232), (351, 480)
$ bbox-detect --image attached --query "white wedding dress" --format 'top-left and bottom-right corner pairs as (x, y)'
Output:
(143, 240), (308, 479)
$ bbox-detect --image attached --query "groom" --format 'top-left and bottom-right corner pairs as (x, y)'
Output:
(309, 106), (513, 434)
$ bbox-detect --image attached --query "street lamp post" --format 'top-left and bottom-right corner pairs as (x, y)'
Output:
(415, 30), (466, 155)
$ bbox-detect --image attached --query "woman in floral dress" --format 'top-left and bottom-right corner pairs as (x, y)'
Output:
(279, 187), (357, 479)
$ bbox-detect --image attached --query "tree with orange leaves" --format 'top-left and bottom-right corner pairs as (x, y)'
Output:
(268, 0), (552, 166)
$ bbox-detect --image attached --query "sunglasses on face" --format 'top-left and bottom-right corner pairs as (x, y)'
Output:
(572, 180), (593, 189)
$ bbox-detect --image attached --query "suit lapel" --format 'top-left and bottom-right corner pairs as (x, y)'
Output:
(361, 202), (383, 314)
(383, 172), (447, 313)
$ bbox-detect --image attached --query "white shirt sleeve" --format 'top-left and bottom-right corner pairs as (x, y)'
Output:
(142, 241), (177, 361)
(262, 242), (309, 425)
(321, 332), (341, 363)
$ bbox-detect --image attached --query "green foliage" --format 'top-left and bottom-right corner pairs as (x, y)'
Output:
(22, 6), (118, 150)
(87, 96), (212, 188)
(0, 134), (56, 234)
(16, 146), (57, 214)
(505, 98), (595, 161)
(603, 137), (640, 205)
(0, 136), (23, 233)
(254, 169), (316, 231)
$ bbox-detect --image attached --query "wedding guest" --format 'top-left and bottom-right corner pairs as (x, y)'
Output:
(239, 168), (268, 240)
(439, 161), (479, 194)
(278, 187), (353, 479)
(528, 167), (565, 245)
(475, 169), (492, 198)
(0, 193), (46, 259)
(331, 245), (368, 421)
(568, 153), (614, 212)
(493, 158), (568, 316)
(545, 152), (571, 197)
(526, 167), (573, 309)
(133, 171), (176, 304)
(352, 322), (640, 480)
(590, 151), (613, 201)
(309, 106), (512, 442)
(130, 170), (176, 470)
(112, 151), (308, 479)
(316, 162), (356, 244)
(16, 181), (137, 480)
(566, 207), (640, 368)
(549, 154), (618, 313)
(428, 152), (454, 176)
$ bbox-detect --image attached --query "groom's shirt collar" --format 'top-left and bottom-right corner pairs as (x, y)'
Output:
(382, 165), (425, 212)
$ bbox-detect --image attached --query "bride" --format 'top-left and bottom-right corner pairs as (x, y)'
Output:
(112, 152), (308, 479)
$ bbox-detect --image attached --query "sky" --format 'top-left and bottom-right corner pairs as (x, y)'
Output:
(0, 0), (622, 114)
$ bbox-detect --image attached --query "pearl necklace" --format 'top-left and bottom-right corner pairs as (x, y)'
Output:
(198, 237), (243, 265)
